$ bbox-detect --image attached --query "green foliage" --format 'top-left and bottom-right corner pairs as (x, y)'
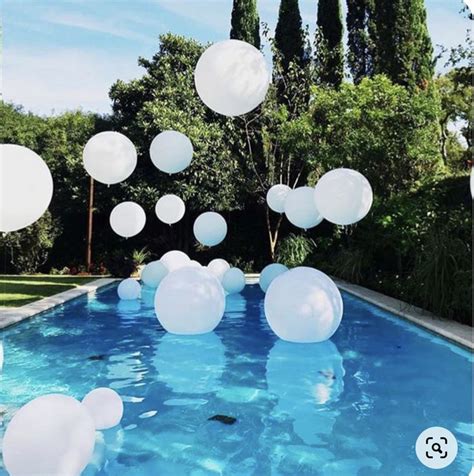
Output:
(276, 233), (315, 267)
(309, 75), (443, 197)
(0, 212), (61, 274)
(105, 250), (136, 278)
(315, 0), (344, 87)
(230, 0), (261, 49)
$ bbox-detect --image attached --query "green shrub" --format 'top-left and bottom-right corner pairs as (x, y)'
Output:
(276, 233), (316, 268)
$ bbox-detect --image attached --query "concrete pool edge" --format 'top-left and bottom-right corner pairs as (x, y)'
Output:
(0, 278), (117, 330)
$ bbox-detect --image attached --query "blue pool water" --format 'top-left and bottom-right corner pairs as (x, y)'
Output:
(0, 284), (472, 475)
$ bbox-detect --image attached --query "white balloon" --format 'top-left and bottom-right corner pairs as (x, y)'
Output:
(0, 144), (53, 233)
(193, 212), (227, 247)
(222, 268), (246, 294)
(83, 131), (137, 185)
(82, 388), (124, 430)
(160, 250), (190, 272)
(470, 167), (473, 198)
(149, 131), (193, 174)
(110, 202), (146, 238)
(314, 168), (373, 225)
(117, 278), (141, 300)
(155, 267), (225, 335)
(141, 260), (168, 288)
(284, 186), (323, 229)
(194, 39), (270, 117)
(207, 258), (230, 281)
(264, 267), (343, 343)
(3, 394), (96, 476)
(266, 184), (291, 214)
(188, 260), (202, 268)
(155, 194), (185, 225)
(259, 263), (289, 293)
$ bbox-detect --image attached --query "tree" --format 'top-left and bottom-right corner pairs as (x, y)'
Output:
(372, 0), (434, 88)
(274, 0), (306, 72)
(230, 0), (261, 49)
(346, 0), (375, 83)
(315, 0), (344, 87)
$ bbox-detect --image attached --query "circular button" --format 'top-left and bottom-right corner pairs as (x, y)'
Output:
(416, 427), (458, 469)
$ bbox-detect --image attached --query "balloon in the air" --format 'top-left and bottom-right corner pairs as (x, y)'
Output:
(110, 202), (146, 238)
(2, 394), (96, 476)
(117, 278), (141, 300)
(266, 184), (291, 214)
(82, 388), (124, 430)
(140, 260), (168, 288)
(83, 131), (137, 185)
(259, 263), (289, 293)
(194, 39), (270, 117)
(314, 168), (373, 225)
(155, 194), (185, 225)
(150, 131), (193, 174)
(160, 250), (190, 272)
(0, 144), (53, 233)
(284, 186), (323, 229)
(207, 258), (230, 282)
(193, 212), (227, 247)
(264, 267), (343, 343)
(155, 267), (225, 335)
(222, 268), (246, 294)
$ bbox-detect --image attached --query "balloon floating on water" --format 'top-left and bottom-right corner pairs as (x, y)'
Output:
(150, 130), (193, 174)
(110, 201), (146, 238)
(141, 260), (169, 288)
(266, 184), (291, 214)
(207, 258), (230, 282)
(155, 194), (186, 225)
(194, 39), (270, 117)
(284, 186), (323, 229)
(2, 394), (96, 476)
(194, 212), (228, 247)
(117, 278), (141, 300)
(82, 387), (124, 430)
(259, 263), (289, 293)
(0, 144), (53, 233)
(160, 250), (191, 272)
(155, 267), (225, 335)
(314, 168), (373, 226)
(264, 267), (343, 343)
(222, 267), (246, 294)
(83, 131), (137, 185)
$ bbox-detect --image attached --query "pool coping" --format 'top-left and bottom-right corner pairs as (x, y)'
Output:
(0, 278), (117, 330)
(245, 274), (473, 351)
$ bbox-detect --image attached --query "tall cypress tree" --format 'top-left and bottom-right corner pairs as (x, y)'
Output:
(315, 0), (344, 86)
(274, 0), (306, 72)
(373, 0), (434, 88)
(230, 0), (261, 49)
(346, 0), (375, 83)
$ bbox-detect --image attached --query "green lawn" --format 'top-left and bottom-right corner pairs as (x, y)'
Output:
(0, 275), (96, 308)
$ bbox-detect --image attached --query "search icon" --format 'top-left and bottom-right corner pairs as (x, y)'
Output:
(431, 442), (443, 454)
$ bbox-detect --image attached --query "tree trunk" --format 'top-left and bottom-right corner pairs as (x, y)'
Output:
(266, 207), (283, 261)
(86, 177), (94, 271)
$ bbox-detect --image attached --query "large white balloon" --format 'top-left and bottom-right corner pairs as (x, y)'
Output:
(83, 131), (137, 185)
(266, 184), (291, 214)
(222, 268), (246, 294)
(155, 267), (225, 335)
(194, 39), (270, 117)
(141, 260), (168, 288)
(284, 186), (323, 229)
(264, 267), (343, 343)
(314, 168), (373, 225)
(193, 212), (227, 247)
(82, 388), (124, 430)
(149, 131), (193, 174)
(110, 201), (146, 238)
(259, 263), (289, 293)
(160, 250), (190, 272)
(3, 394), (96, 476)
(0, 144), (53, 233)
(117, 278), (141, 300)
(155, 194), (185, 225)
(207, 258), (230, 281)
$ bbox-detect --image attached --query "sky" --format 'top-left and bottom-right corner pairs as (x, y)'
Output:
(1, 0), (471, 115)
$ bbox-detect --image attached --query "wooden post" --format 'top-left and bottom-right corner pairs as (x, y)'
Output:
(86, 176), (94, 271)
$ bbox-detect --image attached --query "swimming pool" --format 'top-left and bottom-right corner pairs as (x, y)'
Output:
(0, 284), (472, 475)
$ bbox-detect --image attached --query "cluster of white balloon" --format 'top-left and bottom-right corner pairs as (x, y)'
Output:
(2, 388), (123, 476)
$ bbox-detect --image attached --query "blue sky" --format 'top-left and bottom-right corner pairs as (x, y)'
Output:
(2, 0), (471, 115)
